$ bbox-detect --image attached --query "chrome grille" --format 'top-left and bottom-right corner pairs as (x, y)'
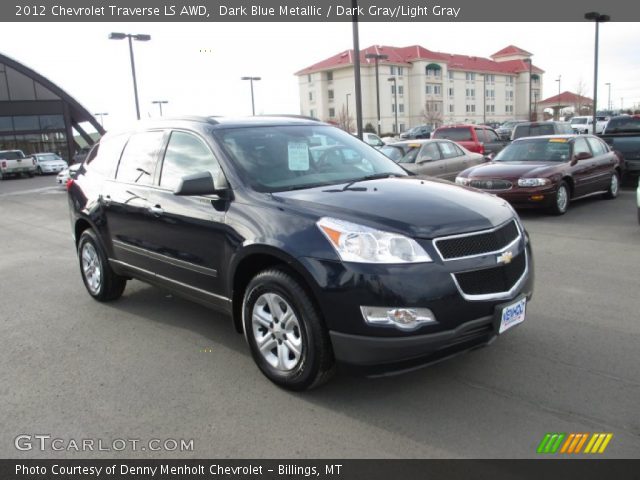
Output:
(470, 179), (513, 190)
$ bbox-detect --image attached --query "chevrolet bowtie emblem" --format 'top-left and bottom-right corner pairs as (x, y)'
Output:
(497, 251), (514, 265)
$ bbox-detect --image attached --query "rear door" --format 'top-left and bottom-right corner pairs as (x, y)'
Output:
(103, 130), (168, 272)
(437, 141), (467, 179)
(586, 136), (617, 189)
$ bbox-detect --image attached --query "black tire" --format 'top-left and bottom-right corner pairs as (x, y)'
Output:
(549, 181), (570, 215)
(36, 167), (42, 175)
(27, 171), (34, 178)
(603, 171), (620, 200)
(77, 229), (126, 302)
(243, 268), (334, 391)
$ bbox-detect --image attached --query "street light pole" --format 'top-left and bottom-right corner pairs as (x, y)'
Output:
(365, 53), (388, 135)
(152, 100), (168, 117)
(585, 12), (610, 132)
(555, 75), (561, 120)
(241, 76), (261, 115)
(352, 1), (364, 140)
(94, 113), (108, 127)
(387, 78), (398, 135)
(109, 32), (151, 120)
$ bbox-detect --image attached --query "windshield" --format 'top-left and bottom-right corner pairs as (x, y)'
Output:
(605, 117), (640, 133)
(36, 154), (62, 161)
(571, 118), (588, 125)
(0, 151), (24, 160)
(494, 138), (571, 162)
(213, 125), (407, 192)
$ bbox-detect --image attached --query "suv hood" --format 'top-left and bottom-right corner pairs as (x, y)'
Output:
(272, 177), (514, 239)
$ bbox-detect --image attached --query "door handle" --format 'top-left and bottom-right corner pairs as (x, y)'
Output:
(148, 204), (164, 216)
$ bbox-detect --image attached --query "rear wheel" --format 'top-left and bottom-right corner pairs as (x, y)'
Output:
(603, 172), (619, 199)
(243, 268), (334, 391)
(550, 182), (570, 215)
(78, 229), (126, 301)
(36, 166), (43, 175)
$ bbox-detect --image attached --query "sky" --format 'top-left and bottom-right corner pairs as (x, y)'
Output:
(1, 21), (638, 131)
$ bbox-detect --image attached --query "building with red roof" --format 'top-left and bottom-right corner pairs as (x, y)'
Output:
(295, 45), (544, 133)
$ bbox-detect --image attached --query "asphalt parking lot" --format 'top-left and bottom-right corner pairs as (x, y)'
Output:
(1, 175), (639, 459)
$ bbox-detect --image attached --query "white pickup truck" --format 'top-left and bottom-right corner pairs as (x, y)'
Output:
(0, 150), (37, 180)
(570, 116), (609, 135)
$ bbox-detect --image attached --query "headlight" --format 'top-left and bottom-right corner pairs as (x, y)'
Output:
(518, 178), (550, 187)
(317, 217), (432, 264)
(455, 177), (471, 186)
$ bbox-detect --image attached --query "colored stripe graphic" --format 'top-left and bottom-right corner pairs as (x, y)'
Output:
(538, 433), (613, 454)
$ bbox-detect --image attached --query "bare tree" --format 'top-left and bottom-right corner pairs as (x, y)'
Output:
(421, 100), (443, 127)
(336, 105), (354, 132)
(574, 78), (591, 116)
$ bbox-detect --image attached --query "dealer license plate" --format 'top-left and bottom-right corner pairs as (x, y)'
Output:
(499, 297), (526, 334)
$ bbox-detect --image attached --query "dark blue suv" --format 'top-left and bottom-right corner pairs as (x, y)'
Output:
(68, 116), (533, 390)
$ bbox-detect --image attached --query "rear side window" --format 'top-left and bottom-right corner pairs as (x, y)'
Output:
(116, 131), (165, 185)
(159, 131), (220, 191)
(439, 141), (462, 158)
(85, 134), (128, 178)
(586, 137), (607, 156)
(434, 127), (473, 141)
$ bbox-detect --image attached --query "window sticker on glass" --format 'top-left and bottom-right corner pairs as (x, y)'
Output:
(288, 142), (310, 171)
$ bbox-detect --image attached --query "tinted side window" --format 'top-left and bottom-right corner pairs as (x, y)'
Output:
(160, 131), (220, 191)
(483, 129), (500, 142)
(86, 134), (128, 178)
(434, 127), (473, 141)
(439, 141), (462, 158)
(586, 137), (606, 156)
(573, 138), (591, 157)
(116, 131), (165, 185)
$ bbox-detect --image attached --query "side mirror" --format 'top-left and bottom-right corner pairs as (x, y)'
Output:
(573, 151), (592, 162)
(173, 170), (228, 196)
(484, 153), (496, 162)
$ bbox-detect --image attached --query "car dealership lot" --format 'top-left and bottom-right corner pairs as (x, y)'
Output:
(1, 176), (638, 458)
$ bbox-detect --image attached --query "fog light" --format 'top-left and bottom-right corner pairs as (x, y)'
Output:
(360, 306), (436, 330)
(530, 194), (545, 201)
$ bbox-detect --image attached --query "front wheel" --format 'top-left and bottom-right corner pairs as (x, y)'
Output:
(37, 167), (43, 175)
(243, 268), (334, 391)
(550, 182), (570, 215)
(603, 172), (619, 199)
(78, 229), (127, 301)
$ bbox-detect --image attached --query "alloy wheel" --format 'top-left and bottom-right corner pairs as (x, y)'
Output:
(81, 242), (102, 295)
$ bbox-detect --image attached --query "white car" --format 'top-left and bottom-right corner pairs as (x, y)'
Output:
(56, 163), (81, 186)
(34, 153), (67, 175)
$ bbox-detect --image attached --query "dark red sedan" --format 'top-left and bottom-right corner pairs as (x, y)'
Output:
(455, 135), (622, 215)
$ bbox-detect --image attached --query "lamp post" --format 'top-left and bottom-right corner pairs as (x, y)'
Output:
(523, 58), (532, 121)
(365, 53), (388, 135)
(241, 76), (261, 115)
(387, 77), (398, 135)
(108, 32), (151, 120)
(605, 82), (611, 111)
(94, 112), (108, 127)
(585, 11), (610, 132)
(152, 100), (168, 117)
(555, 75), (561, 120)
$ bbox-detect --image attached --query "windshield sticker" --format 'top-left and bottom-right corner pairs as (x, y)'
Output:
(549, 138), (568, 143)
(288, 142), (310, 171)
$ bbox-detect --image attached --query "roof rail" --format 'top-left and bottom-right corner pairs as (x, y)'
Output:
(257, 114), (321, 122)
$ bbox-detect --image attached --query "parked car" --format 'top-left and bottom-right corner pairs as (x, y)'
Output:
(33, 153), (67, 175)
(380, 139), (486, 181)
(353, 132), (385, 148)
(68, 116), (533, 390)
(0, 149), (36, 179)
(600, 115), (640, 178)
(432, 124), (508, 156)
(496, 120), (528, 141)
(56, 163), (81, 186)
(511, 121), (573, 141)
(456, 134), (621, 215)
(570, 115), (609, 135)
(400, 125), (432, 140)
